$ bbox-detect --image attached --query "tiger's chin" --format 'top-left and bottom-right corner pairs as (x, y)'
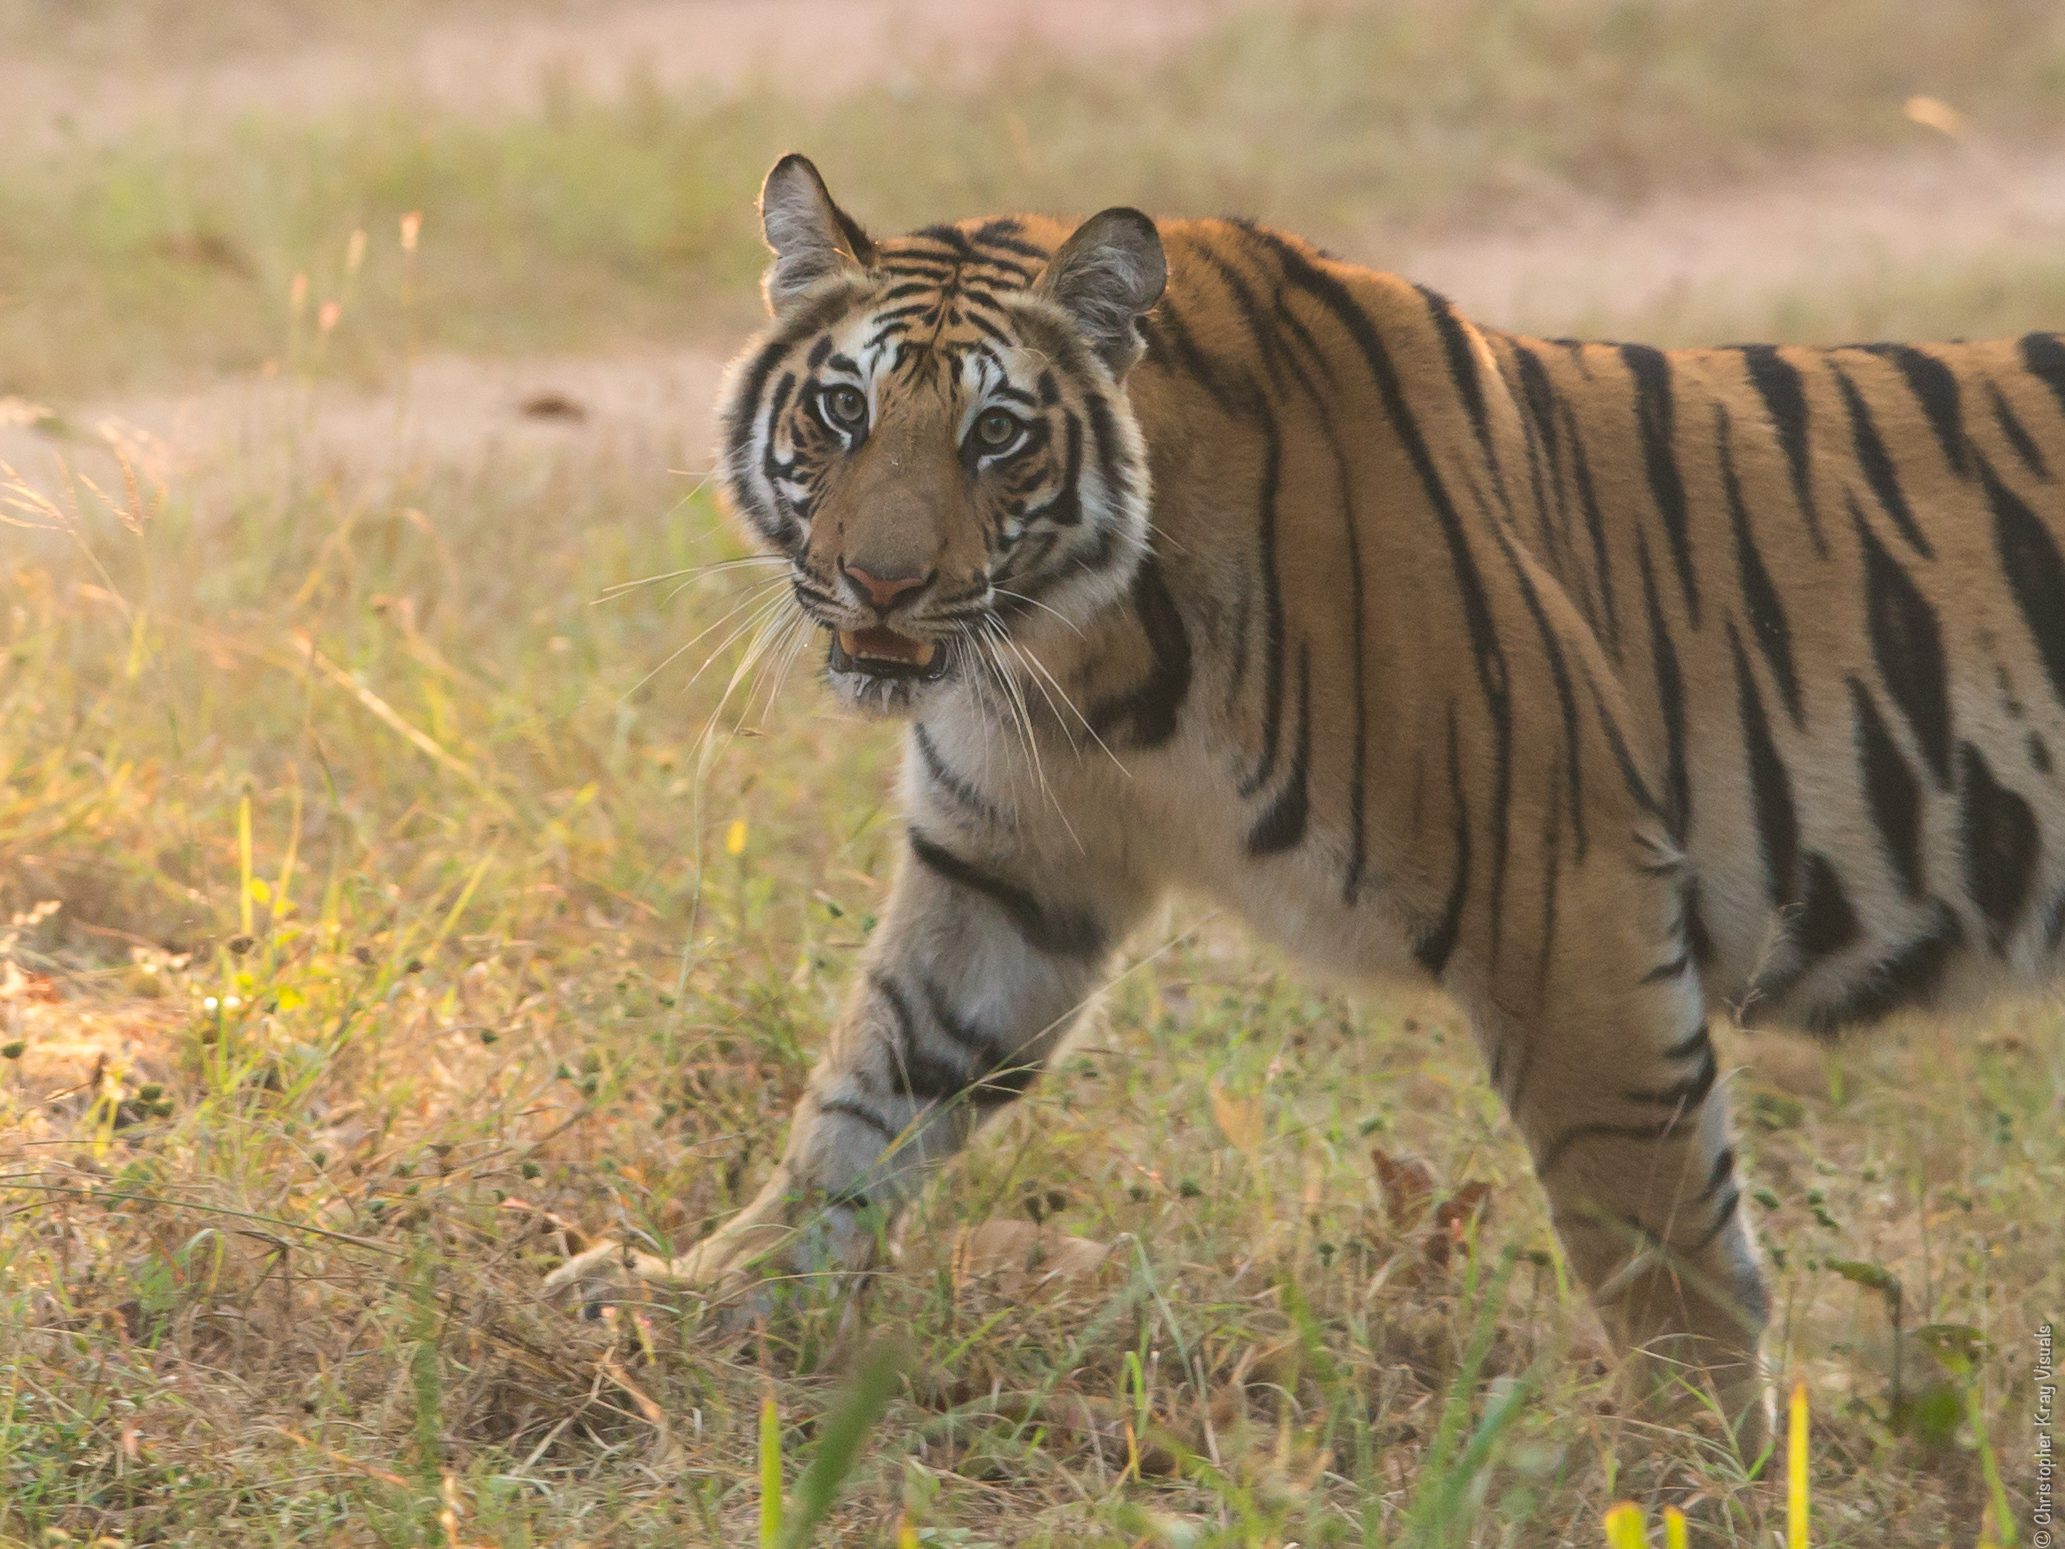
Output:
(824, 626), (955, 716)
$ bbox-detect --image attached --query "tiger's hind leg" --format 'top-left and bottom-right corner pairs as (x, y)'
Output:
(1477, 867), (1772, 1464)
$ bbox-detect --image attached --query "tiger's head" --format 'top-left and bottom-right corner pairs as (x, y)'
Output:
(716, 154), (1167, 714)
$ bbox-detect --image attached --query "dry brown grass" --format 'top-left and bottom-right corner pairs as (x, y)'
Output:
(2, 4), (2061, 1545)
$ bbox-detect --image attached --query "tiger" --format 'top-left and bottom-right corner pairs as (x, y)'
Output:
(549, 151), (2065, 1455)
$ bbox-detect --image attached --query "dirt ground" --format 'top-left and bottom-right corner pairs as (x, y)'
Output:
(4, 0), (2060, 484)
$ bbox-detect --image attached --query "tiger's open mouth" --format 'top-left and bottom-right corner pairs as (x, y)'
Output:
(830, 626), (952, 682)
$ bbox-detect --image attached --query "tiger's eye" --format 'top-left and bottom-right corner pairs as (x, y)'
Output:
(975, 408), (1020, 451)
(823, 386), (867, 429)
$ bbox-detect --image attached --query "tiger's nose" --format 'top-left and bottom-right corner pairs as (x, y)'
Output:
(843, 564), (929, 611)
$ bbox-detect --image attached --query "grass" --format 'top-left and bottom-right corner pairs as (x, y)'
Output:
(2, 340), (2057, 1545)
(2, 2), (2063, 1543)
(5, 0), (2065, 399)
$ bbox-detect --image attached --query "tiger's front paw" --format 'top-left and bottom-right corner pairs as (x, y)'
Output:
(539, 1207), (798, 1318)
(540, 1238), (682, 1318)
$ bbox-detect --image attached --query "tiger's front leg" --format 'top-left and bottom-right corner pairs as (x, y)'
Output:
(545, 730), (1150, 1310)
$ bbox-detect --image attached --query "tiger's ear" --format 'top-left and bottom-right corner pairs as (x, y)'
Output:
(1034, 208), (1166, 376)
(759, 154), (876, 316)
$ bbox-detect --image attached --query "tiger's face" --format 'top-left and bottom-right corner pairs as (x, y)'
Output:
(718, 155), (1167, 714)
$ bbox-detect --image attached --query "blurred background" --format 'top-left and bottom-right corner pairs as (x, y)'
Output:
(1, 4), (2060, 1545)
(5, 0), (2065, 429)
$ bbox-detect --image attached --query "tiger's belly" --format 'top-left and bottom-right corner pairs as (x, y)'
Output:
(1108, 735), (1438, 991)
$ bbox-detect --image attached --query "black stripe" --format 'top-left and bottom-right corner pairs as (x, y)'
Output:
(873, 974), (971, 1102)
(1849, 677), (1926, 898)
(1510, 341), (1566, 560)
(1563, 404), (1623, 658)
(820, 1099), (900, 1145)
(1836, 366), (1933, 558)
(1983, 454), (2065, 714)
(1579, 661), (1664, 821)
(1511, 344), (1561, 472)
(1806, 903), (1962, 1033)
(1086, 555), (1193, 750)
(1534, 762), (1563, 1001)
(1959, 741), (2039, 952)
(1038, 412), (1085, 528)
(1718, 405), (1804, 728)
(1247, 645), (1311, 855)
(1622, 1040), (1718, 1113)
(1699, 1145), (1736, 1201)
(965, 309), (1013, 349)
(1141, 299), (1245, 418)
(970, 219), (1048, 260)
(1728, 621), (1798, 909)
(1270, 292), (1339, 392)
(918, 978), (1037, 1107)
(1739, 344), (1828, 557)
(911, 723), (1004, 826)
(1329, 390), (1372, 901)
(2021, 332), (2065, 421)
(1641, 951), (1692, 984)
(1421, 286), (1498, 478)
(1537, 1119), (1678, 1177)
(1217, 234), (1369, 898)
(1478, 487), (1588, 871)
(876, 255), (959, 279)
(1239, 408), (1289, 798)
(1637, 530), (1692, 839)
(915, 975), (1008, 1070)
(1681, 878), (1717, 969)
(1083, 391), (1132, 501)
(1194, 245), (1296, 391)
(1795, 852), (1861, 960)
(1415, 702), (1471, 977)
(1989, 379), (2052, 482)
(1621, 343), (1700, 627)
(1874, 344), (1967, 475)
(2032, 732), (2054, 776)
(1856, 500), (1952, 787)
(907, 832), (1103, 957)
(1660, 1022), (1712, 1062)
(911, 223), (974, 255)
(1692, 1183), (1744, 1253)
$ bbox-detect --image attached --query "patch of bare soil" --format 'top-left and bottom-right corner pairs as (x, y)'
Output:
(2, 966), (184, 1144)
(1, 346), (732, 505)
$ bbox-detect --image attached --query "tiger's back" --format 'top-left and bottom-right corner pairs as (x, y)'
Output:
(1123, 221), (2065, 1042)
(1488, 327), (2065, 1031)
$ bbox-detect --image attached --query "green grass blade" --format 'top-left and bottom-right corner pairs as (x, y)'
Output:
(759, 1387), (783, 1548)
(778, 1339), (903, 1549)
